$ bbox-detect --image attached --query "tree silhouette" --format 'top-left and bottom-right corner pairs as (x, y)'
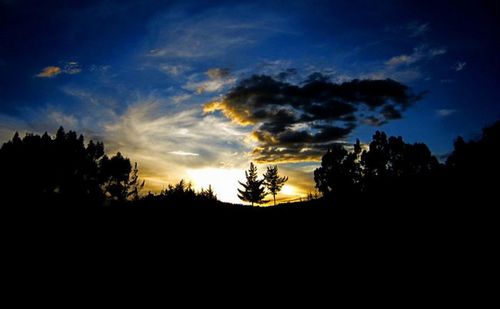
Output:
(0, 126), (151, 206)
(200, 185), (217, 201)
(238, 162), (267, 206)
(446, 120), (500, 195)
(263, 165), (288, 206)
(315, 132), (441, 202)
(0, 127), (111, 204)
(100, 152), (133, 202)
(361, 131), (389, 180)
(127, 162), (145, 201)
(314, 143), (360, 200)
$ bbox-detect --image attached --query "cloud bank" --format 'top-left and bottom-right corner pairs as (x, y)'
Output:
(205, 73), (421, 162)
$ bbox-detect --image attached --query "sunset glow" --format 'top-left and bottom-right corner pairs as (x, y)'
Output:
(187, 168), (245, 204)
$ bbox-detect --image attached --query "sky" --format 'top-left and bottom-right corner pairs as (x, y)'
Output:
(1, 0), (499, 204)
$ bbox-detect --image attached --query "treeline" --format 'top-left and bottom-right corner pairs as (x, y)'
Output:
(0, 121), (498, 209)
(0, 127), (141, 206)
(0, 127), (217, 207)
(314, 120), (499, 207)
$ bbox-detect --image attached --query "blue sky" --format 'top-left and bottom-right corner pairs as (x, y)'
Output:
(1, 0), (499, 203)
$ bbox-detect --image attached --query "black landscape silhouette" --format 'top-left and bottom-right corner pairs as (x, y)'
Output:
(2, 120), (498, 226)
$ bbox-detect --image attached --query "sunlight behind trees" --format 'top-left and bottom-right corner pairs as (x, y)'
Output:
(187, 168), (244, 204)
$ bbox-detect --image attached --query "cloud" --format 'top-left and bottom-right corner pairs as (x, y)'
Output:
(0, 107), (83, 145)
(453, 61), (467, 72)
(363, 116), (387, 126)
(187, 79), (237, 94)
(89, 64), (111, 73)
(35, 66), (62, 78)
(63, 61), (81, 74)
(35, 61), (82, 78)
(159, 64), (190, 76)
(374, 45), (447, 82)
(436, 109), (457, 117)
(185, 68), (236, 94)
(207, 68), (230, 79)
(169, 151), (199, 156)
(385, 21), (431, 38)
(385, 45), (447, 68)
(147, 7), (287, 59)
(47, 111), (79, 128)
(102, 98), (250, 192)
(408, 22), (431, 37)
(205, 74), (421, 163)
(170, 94), (192, 104)
(429, 48), (447, 57)
(385, 55), (416, 67)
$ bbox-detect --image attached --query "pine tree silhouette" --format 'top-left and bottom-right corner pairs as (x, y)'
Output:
(127, 162), (145, 201)
(263, 165), (288, 206)
(238, 162), (268, 206)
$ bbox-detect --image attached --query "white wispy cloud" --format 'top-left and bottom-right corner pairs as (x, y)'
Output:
(147, 6), (287, 59)
(89, 64), (111, 73)
(453, 61), (467, 72)
(170, 93), (192, 104)
(184, 68), (237, 94)
(186, 78), (237, 94)
(47, 111), (79, 128)
(408, 22), (430, 37)
(385, 21), (431, 38)
(63, 61), (82, 74)
(159, 64), (191, 76)
(1, 107), (83, 144)
(365, 44), (447, 82)
(385, 55), (418, 67)
(206, 68), (230, 79)
(436, 109), (457, 117)
(385, 45), (447, 68)
(102, 98), (250, 192)
(169, 151), (199, 156)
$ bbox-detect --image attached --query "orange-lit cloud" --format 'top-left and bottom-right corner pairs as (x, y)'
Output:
(36, 66), (62, 78)
(203, 100), (255, 126)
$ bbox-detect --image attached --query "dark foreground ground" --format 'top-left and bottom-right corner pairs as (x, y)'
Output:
(3, 192), (490, 237)
(3, 192), (494, 296)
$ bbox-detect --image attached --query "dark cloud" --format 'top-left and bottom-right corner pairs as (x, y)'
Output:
(205, 73), (422, 162)
(381, 105), (402, 120)
(276, 68), (298, 81)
